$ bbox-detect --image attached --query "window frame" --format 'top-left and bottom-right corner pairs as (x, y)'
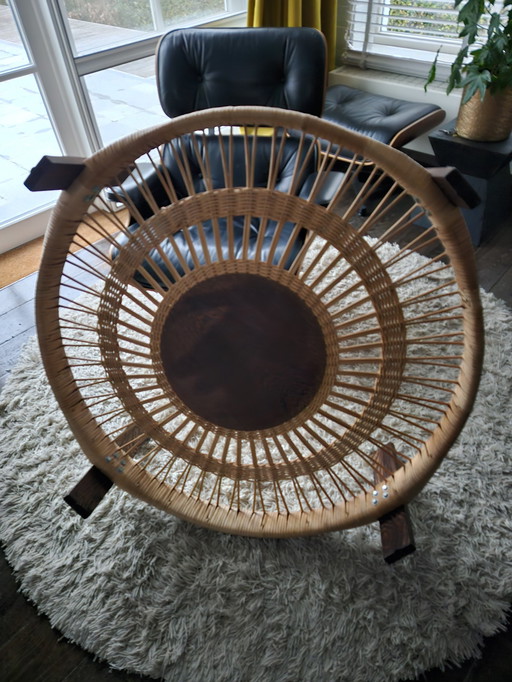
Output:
(1, 0), (247, 250)
(342, 0), (464, 79)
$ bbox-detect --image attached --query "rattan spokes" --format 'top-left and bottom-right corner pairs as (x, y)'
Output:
(35, 106), (483, 536)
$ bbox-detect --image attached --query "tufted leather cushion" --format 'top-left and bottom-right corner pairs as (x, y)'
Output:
(118, 217), (304, 289)
(322, 84), (444, 147)
(117, 134), (318, 220)
(112, 134), (318, 287)
(157, 27), (327, 118)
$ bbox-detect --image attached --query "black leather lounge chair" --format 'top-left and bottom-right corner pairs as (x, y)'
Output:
(109, 27), (338, 287)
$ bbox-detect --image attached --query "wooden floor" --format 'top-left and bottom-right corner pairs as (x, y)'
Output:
(0, 217), (511, 681)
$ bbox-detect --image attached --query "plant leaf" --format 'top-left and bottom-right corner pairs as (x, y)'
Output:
(446, 45), (469, 94)
(425, 47), (441, 91)
(461, 68), (492, 102)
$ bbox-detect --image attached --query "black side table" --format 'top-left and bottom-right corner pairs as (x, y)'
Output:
(429, 121), (512, 245)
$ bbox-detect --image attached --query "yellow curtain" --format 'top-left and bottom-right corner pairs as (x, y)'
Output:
(247, 0), (338, 70)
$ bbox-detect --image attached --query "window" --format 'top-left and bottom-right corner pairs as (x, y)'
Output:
(343, 0), (462, 78)
(0, 0), (246, 251)
(61, 0), (234, 54)
(0, 1), (62, 232)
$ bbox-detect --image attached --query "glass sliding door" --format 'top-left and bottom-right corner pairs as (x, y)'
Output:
(61, 0), (236, 54)
(0, 2), (61, 234)
(82, 57), (167, 146)
(0, 0), (246, 254)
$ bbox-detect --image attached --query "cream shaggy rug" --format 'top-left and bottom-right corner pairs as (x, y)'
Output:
(0, 288), (511, 682)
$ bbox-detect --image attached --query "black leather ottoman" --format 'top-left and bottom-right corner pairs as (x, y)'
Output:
(322, 84), (445, 163)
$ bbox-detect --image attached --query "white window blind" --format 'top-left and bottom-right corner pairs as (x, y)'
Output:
(343, 0), (462, 77)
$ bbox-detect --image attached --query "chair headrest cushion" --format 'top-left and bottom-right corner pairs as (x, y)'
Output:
(157, 27), (326, 118)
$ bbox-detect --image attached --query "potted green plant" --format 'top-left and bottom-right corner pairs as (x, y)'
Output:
(426, 0), (512, 141)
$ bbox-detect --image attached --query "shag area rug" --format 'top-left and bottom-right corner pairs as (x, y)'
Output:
(1, 288), (511, 682)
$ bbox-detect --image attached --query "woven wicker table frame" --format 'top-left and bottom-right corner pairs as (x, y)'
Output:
(35, 106), (483, 538)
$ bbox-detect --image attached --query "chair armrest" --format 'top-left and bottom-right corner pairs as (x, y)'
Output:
(106, 161), (172, 220)
(299, 171), (345, 206)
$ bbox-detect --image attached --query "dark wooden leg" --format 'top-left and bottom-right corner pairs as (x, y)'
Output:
(374, 444), (416, 564)
(64, 424), (146, 518)
(64, 466), (113, 519)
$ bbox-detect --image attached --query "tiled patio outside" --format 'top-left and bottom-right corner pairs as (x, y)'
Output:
(0, 6), (168, 230)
